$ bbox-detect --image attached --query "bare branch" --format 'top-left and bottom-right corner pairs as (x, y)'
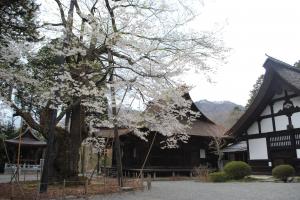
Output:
(11, 103), (42, 133)
(42, 22), (64, 27)
(104, 0), (118, 32)
(74, 0), (89, 22)
(55, 99), (80, 124)
(90, 0), (99, 15)
(54, 0), (67, 26)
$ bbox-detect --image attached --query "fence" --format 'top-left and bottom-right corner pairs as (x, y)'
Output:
(4, 163), (41, 174)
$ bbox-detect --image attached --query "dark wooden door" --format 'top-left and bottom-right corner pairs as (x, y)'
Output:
(190, 151), (199, 167)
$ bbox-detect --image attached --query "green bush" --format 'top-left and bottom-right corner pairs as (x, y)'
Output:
(209, 171), (228, 182)
(272, 165), (295, 182)
(224, 161), (251, 180)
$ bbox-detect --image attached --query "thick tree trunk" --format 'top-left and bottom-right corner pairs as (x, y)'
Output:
(39, 103), (87, 184)
(67, 102), (83, 179)
(40, 108), (57, 192)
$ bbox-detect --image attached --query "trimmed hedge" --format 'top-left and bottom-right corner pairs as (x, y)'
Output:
(272, 164), (295, 182)
(209, 171), (228, 182)
(224, 161), (251, 180)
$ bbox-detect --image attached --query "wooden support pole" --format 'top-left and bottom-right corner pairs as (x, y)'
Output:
(62, 179), (66, 199)
(16, 127), (23, 182)
(10, 183), (14, 200)
(108, 50), (123, 187)
(146, 175), (151, 190)
(84, 179), (88, 195)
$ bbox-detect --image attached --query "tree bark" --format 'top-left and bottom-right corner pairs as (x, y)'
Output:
(40, 108), (57, 193)
(39, 103), (87, 185)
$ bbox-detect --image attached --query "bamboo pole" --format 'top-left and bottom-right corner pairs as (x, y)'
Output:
(138, 132), (157, 179)
(16, 126), (23, 182)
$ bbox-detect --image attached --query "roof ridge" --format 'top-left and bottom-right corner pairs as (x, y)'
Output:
(265, 55), (300, 73)
(12, 127), (42, 141)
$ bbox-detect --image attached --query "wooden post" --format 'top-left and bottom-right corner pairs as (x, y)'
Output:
(36, 182), (40, 200)
(62, 179), (66, 199)
(10, 183), (14, 200)
(84, 179), (88, 195)
(172, 171), (175, 177)
(146, 175), (151, 190)
(153, 172), (156, 180)
(16, 126), (23, 182)
(104, 175), (106, 193)
(96, 152), (100, 175)
(108, 51), (123, 187)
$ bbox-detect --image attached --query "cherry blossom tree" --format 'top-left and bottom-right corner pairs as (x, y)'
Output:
(0, 0), (226, 191)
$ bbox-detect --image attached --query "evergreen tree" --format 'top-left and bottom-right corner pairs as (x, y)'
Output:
(245, 74), (264, 108)
(294, 60), (300, 68)
(246, 60), (300, 109)
(0, 0), (39, 44)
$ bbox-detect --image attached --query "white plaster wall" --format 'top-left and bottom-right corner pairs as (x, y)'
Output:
(291, 96), (300, 107)
(260, 118), (273, 133)
(247, 121), (259, 135)
(248, 138), (268, 160)
(260, 105), (271, 116)
(297, 149), (300, 159)
(292, 112), (300, 128)
(273, 100), (284, 113)
(274, 115), (289, 131)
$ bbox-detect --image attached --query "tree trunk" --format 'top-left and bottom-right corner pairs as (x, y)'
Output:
(39, 103), (87, 185)
(40, 108), (57, 192)
(67, 102), (83, 179)
(218, 156), (223, 171)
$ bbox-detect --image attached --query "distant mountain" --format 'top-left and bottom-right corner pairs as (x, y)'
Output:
(195, 100), (245, 130)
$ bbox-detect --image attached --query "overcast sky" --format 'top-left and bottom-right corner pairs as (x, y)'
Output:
(36, 0), (300, 107)
(184, 0), (300, 106)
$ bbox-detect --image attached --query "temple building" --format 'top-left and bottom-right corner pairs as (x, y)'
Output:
(111, 93), (226, 177)
(227, 57), (300, 174)
(5, 127), (46, 167)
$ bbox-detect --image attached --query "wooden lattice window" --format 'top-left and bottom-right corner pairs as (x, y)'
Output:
(270, 135), (291, 147)
(295, 133), (300, 147)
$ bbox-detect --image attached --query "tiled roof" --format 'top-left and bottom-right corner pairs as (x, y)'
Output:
(5, 128), (47, 146)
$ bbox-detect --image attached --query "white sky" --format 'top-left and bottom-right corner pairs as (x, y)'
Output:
(30, 0), (300, 108)
(185, 0), (300, 106)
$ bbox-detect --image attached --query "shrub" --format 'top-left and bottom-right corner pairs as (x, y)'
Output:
(224, 161), (251, 180)
(272, 165), (295, 182)
(209, 171), (228, 182)
(193, 165), (209, 181)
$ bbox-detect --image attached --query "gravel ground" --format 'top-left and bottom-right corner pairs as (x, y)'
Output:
(0, 173), (40, 183)
(86, 181), (300, 200)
